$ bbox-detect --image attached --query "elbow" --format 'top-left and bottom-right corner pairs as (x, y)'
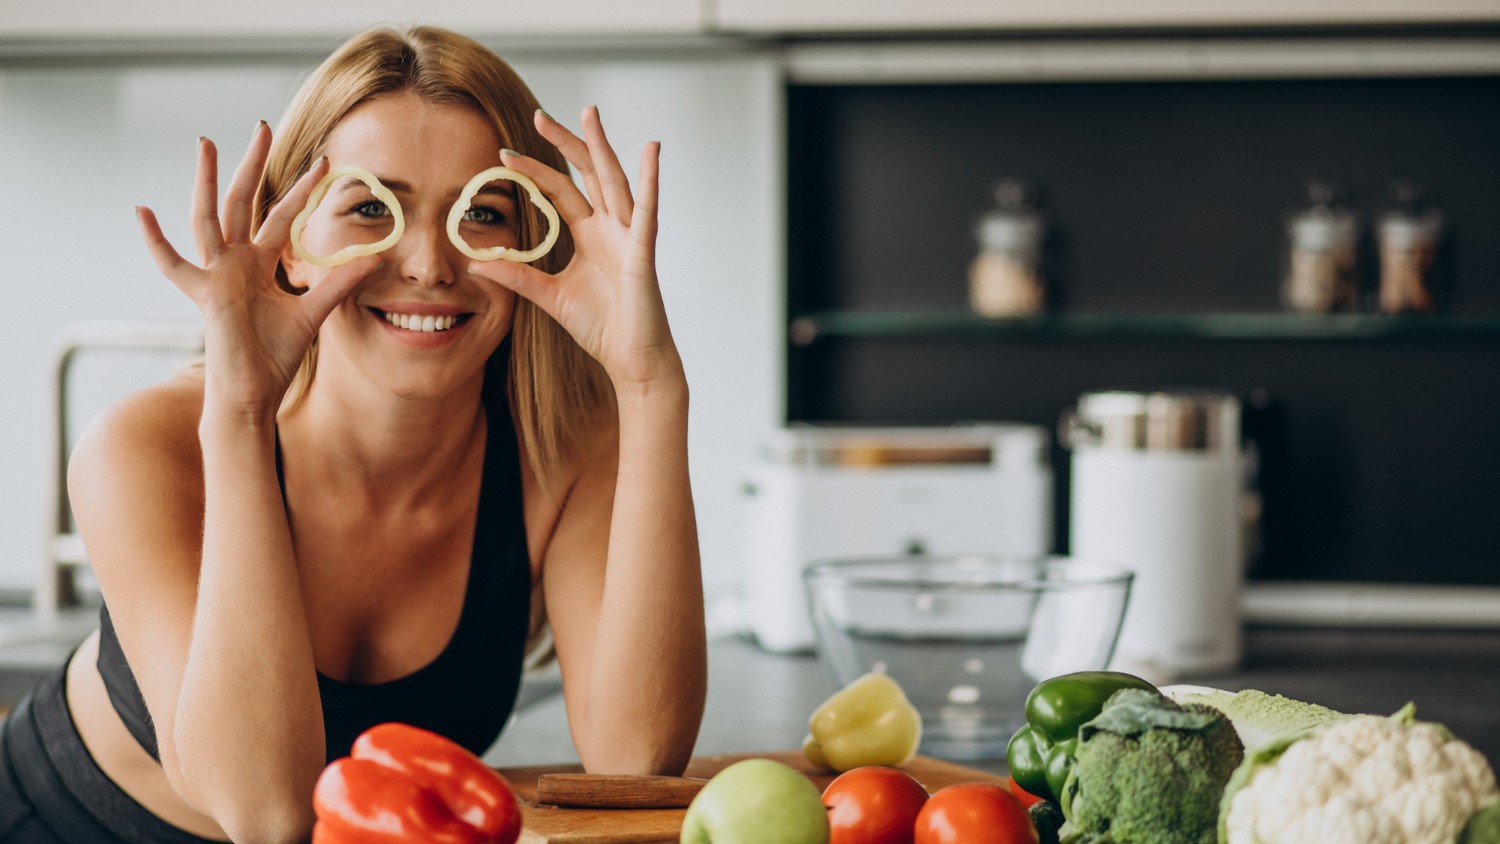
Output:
(162, 752), (317, 843)
(577, 720), (702, 777)
(199, 782), (317, 844)
(647, 749), (695, 778)
(216, 801), (315, 844)
(581, 748), (691, 778)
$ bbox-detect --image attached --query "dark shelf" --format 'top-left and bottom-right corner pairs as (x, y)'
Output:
(789, 311), (1500, 345)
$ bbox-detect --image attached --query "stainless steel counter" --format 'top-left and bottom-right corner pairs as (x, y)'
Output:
(485, 627), (1500, 772)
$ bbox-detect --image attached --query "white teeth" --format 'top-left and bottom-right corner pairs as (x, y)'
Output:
(382, 312), (459, 332)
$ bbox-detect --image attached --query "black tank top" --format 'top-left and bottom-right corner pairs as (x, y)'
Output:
(95, 374), (532, 763)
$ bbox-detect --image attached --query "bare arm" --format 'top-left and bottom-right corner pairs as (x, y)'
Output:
(542, 377), (706, 774)
(469, 107), (707, 774)
(92, 125), (378, 841)
(73, 382), (323, 842)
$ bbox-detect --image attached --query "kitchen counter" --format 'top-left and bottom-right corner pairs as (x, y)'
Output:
(486, 627), (1500, 772)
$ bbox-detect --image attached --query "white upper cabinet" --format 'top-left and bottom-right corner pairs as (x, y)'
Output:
(710, 0), (1500, 33)
(0, 0), (705, 42)
(7, 0), (1498, 45)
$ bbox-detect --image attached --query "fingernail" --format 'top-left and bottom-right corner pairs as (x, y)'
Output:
(197, 135), (206, 146)
(501, 148), (521, 159)
(535, 108), (552, 122)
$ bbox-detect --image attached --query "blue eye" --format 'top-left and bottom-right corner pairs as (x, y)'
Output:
(350, 199), (391, 219)
(462, 205), (506, 226)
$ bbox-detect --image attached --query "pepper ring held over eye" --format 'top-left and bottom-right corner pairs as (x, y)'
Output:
(447, 166), (560, 264)
(289, 165), (406, 268)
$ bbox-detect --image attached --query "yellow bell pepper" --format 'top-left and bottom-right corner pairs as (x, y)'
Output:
(803, 672), (923, 772)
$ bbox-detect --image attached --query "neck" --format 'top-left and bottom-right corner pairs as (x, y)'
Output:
(278, 355), (491, 513)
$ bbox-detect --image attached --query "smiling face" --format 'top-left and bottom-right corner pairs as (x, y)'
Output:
(283, 91), (520, 402)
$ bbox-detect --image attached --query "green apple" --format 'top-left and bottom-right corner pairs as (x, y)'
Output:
(680, 758), (830, 844)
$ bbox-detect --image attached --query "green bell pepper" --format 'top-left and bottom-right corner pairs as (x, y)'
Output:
(1005, 671), (1157, 803)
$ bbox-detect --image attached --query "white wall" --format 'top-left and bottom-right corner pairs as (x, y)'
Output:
(0, 46), (783, 608)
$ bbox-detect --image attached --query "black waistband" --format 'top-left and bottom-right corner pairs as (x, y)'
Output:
(1, 668), (224, 844)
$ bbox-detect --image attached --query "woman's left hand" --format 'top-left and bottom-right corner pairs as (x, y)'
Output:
(467, 107), (682, 391)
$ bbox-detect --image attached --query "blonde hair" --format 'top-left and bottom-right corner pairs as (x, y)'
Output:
(255, 26), (613, 488)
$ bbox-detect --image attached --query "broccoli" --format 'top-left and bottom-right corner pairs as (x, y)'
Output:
(1059, 688), (1244, 844)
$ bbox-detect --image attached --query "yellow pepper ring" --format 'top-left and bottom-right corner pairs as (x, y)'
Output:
(289, 165), (406, 268)
(447, 166), (560, 264)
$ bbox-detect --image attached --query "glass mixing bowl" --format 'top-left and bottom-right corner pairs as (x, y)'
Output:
(803, 555), (1133, 761)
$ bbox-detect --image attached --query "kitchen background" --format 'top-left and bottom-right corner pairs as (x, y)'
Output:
(2, 1), (1499, 640)
(0, 4), (785, 615)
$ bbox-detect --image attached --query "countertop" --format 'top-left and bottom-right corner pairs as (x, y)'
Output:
(485, 627), (1500, 772)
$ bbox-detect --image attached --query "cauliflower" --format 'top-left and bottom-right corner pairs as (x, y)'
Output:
(1222, 708), (1499, 844)
(1163, 686), (1350, 752)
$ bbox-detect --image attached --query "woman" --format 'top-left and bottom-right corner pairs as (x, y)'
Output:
(0, 25), (706, 843)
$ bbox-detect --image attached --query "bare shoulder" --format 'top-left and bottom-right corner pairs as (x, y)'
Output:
(519, 406), (619, 574)
(67, 371), (206, 527)
(555, 405), (621, 512)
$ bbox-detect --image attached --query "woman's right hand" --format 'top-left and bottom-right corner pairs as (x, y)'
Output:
(136, 123), (380, 424)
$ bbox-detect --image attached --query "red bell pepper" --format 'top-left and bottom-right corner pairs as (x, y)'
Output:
(312, 723), (523, 844)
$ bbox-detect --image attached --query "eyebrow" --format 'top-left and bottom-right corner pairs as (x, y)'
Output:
(332, 175), (517, 201)
(471, 183), (518, 201)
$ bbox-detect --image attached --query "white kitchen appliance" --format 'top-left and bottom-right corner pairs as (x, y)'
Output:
(742, 424), (1054, 653)
(1063, 391), (1248, 680)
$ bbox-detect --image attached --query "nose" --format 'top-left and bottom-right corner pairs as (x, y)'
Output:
(394, 214), (457, 289)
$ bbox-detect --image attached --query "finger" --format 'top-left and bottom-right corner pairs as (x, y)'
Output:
(297, 253), (381, 325)
(467, 259), (559, 316)
(534, 109), (606, 216)
(222, 121), (270, 244)
(192, 136), (226, 263)
(255, 156), (330, 249)
(631, 141), (661, 260)
(499, 148), (592, 227)
(137, 206), (204, 297)
(581, 105), (634, 226)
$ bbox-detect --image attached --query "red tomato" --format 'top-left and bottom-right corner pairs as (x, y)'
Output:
(914, 782), (1039, 844)
(1007, 773), (1044, 809)
(822, 766), (931, 844)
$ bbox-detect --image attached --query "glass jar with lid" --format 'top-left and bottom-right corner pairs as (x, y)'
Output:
(1377, 178), (1444, 315)
(1282, 179), (1359, 314)
(969, 179), (1045, 318)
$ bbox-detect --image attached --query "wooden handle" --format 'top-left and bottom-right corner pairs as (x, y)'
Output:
(535, 773), (710, 809)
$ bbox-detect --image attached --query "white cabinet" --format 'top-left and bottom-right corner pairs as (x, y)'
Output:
(8, 0), (1499, 44)
(0, 0), (705, 42)
(711, 0), (1500, 34)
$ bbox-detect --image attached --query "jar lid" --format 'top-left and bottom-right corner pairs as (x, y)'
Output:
(975, 213), (1042, 252)
(1289, 208), (1357, 251)
(1378, 212), (1441, 250)
(1062, 391), (1240, 453)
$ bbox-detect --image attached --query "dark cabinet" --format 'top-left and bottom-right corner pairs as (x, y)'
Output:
(785, 47), (1500, 585)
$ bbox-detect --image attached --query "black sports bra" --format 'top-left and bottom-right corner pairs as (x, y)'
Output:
(95, 374), (532, 763)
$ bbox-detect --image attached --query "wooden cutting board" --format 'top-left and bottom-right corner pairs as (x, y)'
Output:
(497, 751), (1008, 843)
